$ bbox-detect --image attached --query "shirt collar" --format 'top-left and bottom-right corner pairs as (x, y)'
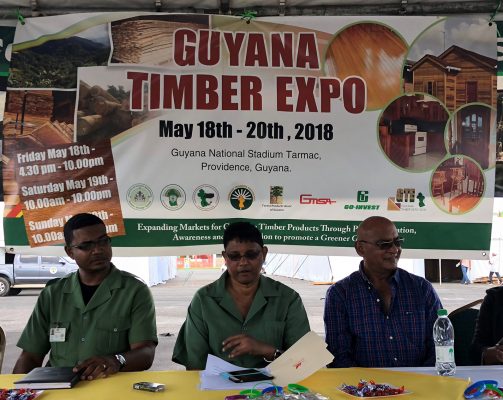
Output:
(208, 271), (281, 298)
(358, 260), (401, 285)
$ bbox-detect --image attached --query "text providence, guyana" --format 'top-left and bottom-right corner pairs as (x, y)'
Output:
(167, 148), (320, 173)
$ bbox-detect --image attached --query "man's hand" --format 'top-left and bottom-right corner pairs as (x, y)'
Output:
(482, 345), (503, 365)
(73, 355), (121, 380)
(222, 334), (275, 360)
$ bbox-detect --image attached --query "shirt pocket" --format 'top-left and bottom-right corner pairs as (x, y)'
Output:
(49, 321), (71, 360)
(95, 318), (131, 354)
(401, 309), (426, 352)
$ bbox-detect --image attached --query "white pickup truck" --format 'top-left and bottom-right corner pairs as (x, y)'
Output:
(0, 254), (78, 296)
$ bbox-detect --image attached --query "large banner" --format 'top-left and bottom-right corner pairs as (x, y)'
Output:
(2, 13), (497, 257)
(0, 22), (16, 202)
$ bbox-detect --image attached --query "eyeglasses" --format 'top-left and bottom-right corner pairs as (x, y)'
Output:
(225, 250), (262, 262)
(358, 237), (404, 250)
(70, 236), (111, 251)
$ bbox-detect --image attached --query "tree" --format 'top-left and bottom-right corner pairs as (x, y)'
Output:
(270, 186), (283, 204)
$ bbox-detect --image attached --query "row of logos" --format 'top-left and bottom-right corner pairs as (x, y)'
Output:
(126, 184), (426, 212)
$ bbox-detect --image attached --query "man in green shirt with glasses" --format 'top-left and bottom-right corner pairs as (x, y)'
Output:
(13, 213), (158, 380)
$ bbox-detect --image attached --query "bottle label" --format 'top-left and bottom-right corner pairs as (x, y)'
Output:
(435, 346), (454, 362)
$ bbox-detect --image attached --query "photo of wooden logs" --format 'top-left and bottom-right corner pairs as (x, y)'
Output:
(77, 81), (134, 141)
(2, 89), (75, 214)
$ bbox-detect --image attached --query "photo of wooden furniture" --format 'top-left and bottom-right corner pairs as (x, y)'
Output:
(379, 94), (448, 171)
(432, 170), (447, 204)
(449, 167), (465, 199)
(431, 157), (484, 214)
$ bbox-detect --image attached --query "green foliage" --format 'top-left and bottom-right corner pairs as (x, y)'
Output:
(8, 38), (110, 89)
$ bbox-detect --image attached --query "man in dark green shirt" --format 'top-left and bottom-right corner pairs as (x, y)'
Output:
(13, 213), (158, 380)
(173, 221), (310, 369)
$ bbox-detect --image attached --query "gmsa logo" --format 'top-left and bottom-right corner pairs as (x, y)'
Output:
(299, 194), (336, 205)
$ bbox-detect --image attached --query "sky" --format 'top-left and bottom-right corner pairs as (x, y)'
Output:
(408, 16), (496, 62)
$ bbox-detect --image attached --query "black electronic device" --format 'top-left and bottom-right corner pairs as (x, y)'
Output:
(225, 369), (274, 383)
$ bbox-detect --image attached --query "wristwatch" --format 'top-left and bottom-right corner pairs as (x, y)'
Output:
(263, 349), (283, 363)
(115, 354), (126, 370)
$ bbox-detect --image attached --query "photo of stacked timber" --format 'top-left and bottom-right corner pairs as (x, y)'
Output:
(76, 81), (135, 142)
(2, 89), (75, 214)
(110, 14), (209, 66)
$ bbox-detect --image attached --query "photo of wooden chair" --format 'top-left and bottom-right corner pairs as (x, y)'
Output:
(466, 171), (484, 196)
(432, 170), (447, 204)
(449, 167), (465, 199)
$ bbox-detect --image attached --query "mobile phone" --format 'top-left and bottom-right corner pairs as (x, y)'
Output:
(133, 382), (165, 392)
(225, 369), (274, 383)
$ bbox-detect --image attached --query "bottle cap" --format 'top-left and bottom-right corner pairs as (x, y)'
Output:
(437, 309), (448, 316)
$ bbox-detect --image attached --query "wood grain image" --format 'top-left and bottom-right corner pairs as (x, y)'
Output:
(325, 23), (407, 110)
(111, 15), (209, 66)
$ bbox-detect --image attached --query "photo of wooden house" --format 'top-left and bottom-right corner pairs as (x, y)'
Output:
(409, 45), (496, 112)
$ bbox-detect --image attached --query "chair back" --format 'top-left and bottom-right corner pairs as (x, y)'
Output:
(448, 299), (483, 366)
(0, 325), (5, 373)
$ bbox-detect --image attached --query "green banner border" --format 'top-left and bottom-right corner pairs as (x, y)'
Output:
(4, 217), (491, 251)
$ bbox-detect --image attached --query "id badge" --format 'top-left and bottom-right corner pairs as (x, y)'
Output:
(49, 327), (66, 342)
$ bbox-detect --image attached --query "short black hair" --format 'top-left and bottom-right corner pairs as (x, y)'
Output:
(223, 221), (264, 248)
(64, 213), (105, 245)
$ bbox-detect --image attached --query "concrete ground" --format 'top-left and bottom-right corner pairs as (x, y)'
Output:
(0, 268), (496, 374)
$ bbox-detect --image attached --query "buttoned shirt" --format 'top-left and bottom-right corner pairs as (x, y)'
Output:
(172, 272), (310, 369)
(324, 261), (442, 368)
(17, 264), (158, 367)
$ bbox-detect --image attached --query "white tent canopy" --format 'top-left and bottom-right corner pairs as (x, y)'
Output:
(265, 199), (503, 283)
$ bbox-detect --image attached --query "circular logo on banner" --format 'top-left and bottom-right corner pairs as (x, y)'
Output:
(160, 184), (186, 211)
(193, 185), (219, 211)
(229, 186), (255, 210)
(127, 183), (154, 210)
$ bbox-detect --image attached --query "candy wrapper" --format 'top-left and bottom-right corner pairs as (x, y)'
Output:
(0, 389), (43, 400)
(225, 392), (330, 399)
(338, 380), (410, 397)
(250, 394), (329, 400)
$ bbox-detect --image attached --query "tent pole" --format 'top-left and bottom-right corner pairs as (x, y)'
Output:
(439, 258), (442, 285)
(292, 255), (309, 279)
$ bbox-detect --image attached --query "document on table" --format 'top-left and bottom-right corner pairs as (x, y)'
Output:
(268, 331), (334, 386)
(199, 354), (273, 390)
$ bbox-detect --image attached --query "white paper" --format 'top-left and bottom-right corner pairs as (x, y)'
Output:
(199, 354), (274, 391)
(268, 331), (334, 386)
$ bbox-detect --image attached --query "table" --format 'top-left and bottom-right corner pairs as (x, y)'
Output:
(1, 366), (501, 399)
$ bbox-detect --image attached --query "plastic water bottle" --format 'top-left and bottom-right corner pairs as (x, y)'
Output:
(433, 308), (456, 376)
